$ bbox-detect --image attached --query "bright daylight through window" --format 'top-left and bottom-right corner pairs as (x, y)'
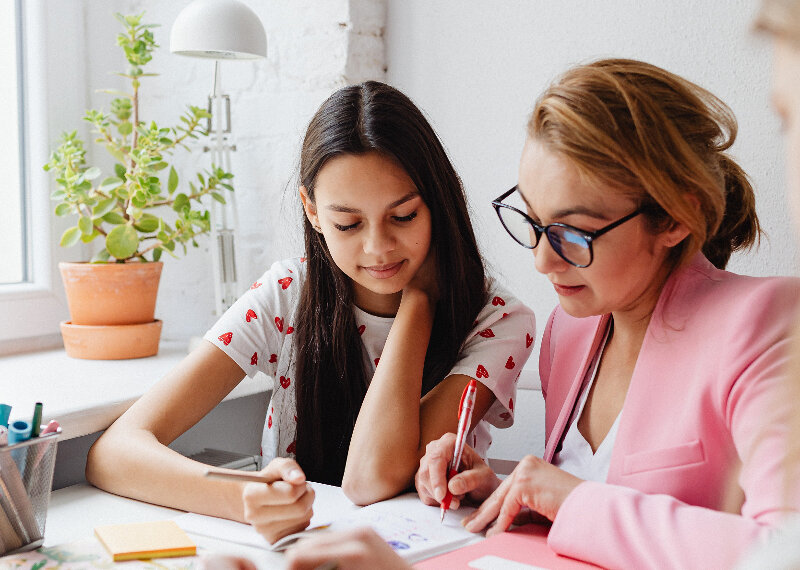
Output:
(0, 1), (25, 285)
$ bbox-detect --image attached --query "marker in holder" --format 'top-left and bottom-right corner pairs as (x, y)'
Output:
(8, 420), (32, 446)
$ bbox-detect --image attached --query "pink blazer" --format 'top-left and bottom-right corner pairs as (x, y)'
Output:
(539, 253), (800, 569)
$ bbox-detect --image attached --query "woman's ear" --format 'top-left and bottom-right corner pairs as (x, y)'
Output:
(660, 220), (692, 248)
(299, 186), (320, 230)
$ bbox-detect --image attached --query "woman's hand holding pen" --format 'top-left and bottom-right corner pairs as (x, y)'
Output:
(415, 432), (501, 511)
(461, 455), (583, 536)
(241, 458), (315, 544)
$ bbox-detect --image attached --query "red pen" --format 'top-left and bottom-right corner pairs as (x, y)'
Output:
(440, 379), (477, 522)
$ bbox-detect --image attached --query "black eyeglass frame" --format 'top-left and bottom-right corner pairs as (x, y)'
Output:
(491, 186), (642, 268)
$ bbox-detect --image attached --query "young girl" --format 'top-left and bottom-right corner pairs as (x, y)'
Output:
(413, 59), (800, 569)
(86, 81), (535, 543)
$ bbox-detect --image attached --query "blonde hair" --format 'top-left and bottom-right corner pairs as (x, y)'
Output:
(754, 0), (800, 40)
(528, 58), (760, 270)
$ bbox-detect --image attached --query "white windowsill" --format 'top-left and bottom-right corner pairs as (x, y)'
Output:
(0, 339), (272, 440)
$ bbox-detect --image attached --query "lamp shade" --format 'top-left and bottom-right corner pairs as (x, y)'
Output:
(170, 0), (266, 60)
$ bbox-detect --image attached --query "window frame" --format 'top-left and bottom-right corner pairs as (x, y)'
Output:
(0, 0), (89, 353)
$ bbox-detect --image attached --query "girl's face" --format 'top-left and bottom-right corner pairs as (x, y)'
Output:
(517, 138), (687, 321)
(772, 39), (800, 223)
(301, 151), (432, 316)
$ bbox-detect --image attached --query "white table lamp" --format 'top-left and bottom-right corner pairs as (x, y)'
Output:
(170, 0), (266, 317)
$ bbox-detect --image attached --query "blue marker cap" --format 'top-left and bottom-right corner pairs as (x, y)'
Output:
(0, 404), (10, 428)
(8, 420), (32, 445)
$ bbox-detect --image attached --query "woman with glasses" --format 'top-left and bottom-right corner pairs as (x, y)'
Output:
(412, 58), (800, 569)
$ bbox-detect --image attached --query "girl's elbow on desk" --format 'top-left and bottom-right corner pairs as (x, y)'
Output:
(342, 462), (415, 506)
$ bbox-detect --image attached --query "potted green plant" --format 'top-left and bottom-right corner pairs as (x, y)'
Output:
(44, 13), (233, 360)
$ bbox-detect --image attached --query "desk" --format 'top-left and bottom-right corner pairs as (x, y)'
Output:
(37, 484), (288, 568)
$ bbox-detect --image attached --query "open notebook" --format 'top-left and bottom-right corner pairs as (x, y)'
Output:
(175, 482), (480, 563)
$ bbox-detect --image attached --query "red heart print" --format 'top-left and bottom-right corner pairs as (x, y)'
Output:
(509, 398), (514, 411)
(499, 412), (511, 421)
(476, 364), (489, 378)
(246, 309), (257, 322)
(286, 441), (296, 454)
(502, 313), (509, 319)
(250, 281), (262, 289)
(268, 415), (272, 429)
(286, 326), (294, 334)
(269, 353), (277, 363)
(294, 415), (297, 422)
(374, 357), (380, 366)
(492, 296), (505, 306)
(275, 317), (284, 332)
(251, 352), (258, 365)
(288, 269), (294, 273)
(526, 333), (533, 348)
(278, 277), (293, 289)
(358, 324), (366, 335)
(478, 328), (494, 338)
(505, 356), (515, 369)
(218, 332), (232, 346)
(280, 376), (291, 389)
(300, 257), (306, 263)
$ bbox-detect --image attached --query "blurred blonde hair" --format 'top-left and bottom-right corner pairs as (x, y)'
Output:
(754, 0), (800, 41)
(756, 0), (800, 504)
(528, 58), (760, 270)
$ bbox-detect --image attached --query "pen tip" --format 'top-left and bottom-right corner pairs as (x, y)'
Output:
(440, 510), (445, 524)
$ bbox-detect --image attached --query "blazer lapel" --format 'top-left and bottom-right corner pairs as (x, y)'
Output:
(544, 313), (612, 463)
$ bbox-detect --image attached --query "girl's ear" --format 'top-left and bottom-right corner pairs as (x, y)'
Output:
(299, 186), (320, 229)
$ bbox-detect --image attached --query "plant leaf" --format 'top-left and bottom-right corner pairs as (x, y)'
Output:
(134, 214), (159, 233)
(55, 203), (72, 217)
(114, 163), (127, 178)
(102, 211), (127, 225)
(106, 224), (139, 260)
(84, 166), (101, 180)
(60, 226), (81, 248)
(168, 166), (178, 194)
(99, 177), (124, 193)
(78, 216), (94, 236)
(92, 197), (117, 217)
(211, 192), (226, 205)
(152, 247), (162, 262)
(91, 248), (111, 263)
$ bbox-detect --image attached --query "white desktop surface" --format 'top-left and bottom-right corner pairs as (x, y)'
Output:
(45, 483), (289, 568)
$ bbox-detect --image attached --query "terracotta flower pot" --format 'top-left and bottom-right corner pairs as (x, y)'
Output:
(58, 261), (163, 359)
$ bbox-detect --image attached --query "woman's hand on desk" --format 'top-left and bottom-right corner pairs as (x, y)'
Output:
(242, 458), (315, 544)
(285, 527), (410, 570)
(462, 455), (583, 536)
(415, 432), (501, 510)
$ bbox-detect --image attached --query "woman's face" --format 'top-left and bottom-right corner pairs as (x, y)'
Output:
(516, 138), (686, 320)
(301, 151), (432, 316)
(772, 39), (800, 222)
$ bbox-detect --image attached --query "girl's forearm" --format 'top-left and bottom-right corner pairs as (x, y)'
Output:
(86, 423), (247, 521)
(342, 289), (434, 504)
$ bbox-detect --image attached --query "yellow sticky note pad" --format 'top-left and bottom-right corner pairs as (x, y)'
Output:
(94, 520), (196, 561)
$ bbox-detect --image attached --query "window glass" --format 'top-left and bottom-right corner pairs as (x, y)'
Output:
(0, 1), (24, 284)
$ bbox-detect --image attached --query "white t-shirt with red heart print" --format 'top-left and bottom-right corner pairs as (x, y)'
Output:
(204, 257), (536, 466)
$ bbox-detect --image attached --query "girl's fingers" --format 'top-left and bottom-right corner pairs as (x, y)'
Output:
(261, 457), (306, 484)
(244, 480), (313, 506)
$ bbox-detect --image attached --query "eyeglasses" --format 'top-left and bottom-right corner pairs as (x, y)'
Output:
(491, 186), (642, 268)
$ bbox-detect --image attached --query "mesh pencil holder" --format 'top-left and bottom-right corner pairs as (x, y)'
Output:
(0, 432), (60, 555)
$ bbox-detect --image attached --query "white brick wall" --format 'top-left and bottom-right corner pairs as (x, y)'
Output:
(80, 0), (387, 339)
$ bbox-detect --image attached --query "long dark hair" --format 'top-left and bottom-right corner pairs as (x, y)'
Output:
(294, 81), (487, 484)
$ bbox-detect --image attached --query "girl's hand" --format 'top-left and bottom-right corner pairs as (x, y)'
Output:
(461, 455), (583, 536)
(241, 458), (315, 544)
(415, 433), (501, 511)
(285, 527), (410, 570)
(404, 250), (439, 303)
